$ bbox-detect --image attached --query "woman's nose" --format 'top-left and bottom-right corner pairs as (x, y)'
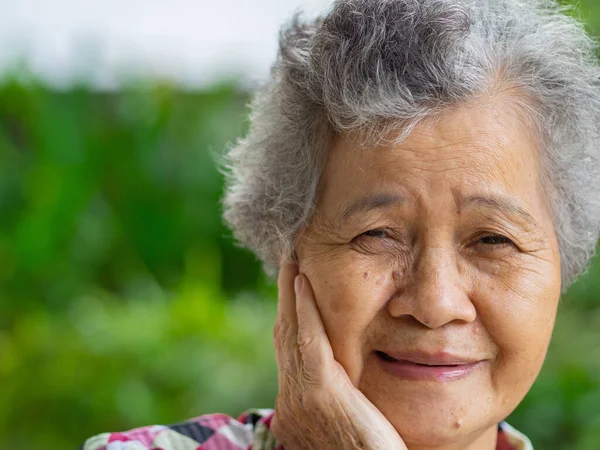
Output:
(387, 246), (477, 328)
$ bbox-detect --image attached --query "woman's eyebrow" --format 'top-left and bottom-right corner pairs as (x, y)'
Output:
(339, 193), (406, 224)
(338, 192), (539, 229)
(461, 194), (540, 229)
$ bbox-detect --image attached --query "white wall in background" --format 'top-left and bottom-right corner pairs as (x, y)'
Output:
(0, 0), (333, 88)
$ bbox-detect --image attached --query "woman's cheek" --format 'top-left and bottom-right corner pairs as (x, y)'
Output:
(472, 260), (559, 399)
(300, 243), (411, 341)
(302, 255), (399, 374)
(303, 250), (394, 314)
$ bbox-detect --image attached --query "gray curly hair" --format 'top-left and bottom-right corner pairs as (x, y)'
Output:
(221, 0), (600, 293)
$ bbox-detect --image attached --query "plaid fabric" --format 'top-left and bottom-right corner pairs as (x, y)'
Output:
(81, 408), (530, 449)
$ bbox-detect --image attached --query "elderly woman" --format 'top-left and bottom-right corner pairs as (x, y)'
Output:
(82, 0), (600, 449)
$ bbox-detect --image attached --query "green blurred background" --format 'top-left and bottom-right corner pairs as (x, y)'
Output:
(1, 1), (600, 449)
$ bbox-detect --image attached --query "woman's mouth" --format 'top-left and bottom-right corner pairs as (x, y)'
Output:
(374, 350), (485, 382)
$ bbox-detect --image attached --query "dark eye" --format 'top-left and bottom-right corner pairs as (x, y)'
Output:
(479, 235), (513, 246)
(360, 229), (389, 239)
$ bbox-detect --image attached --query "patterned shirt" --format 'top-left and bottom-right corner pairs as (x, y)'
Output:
(81, 409), (534, 450)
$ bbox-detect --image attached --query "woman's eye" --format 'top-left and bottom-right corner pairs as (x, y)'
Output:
(479, 235), (513, 246)
(350, 228), (394, 250)
(360, 229), (389, 239)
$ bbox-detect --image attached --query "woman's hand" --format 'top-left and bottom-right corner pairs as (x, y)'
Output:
(271, 263), (407, 450)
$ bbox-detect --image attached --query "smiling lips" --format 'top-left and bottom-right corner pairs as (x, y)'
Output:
(375, 350), (485, 382)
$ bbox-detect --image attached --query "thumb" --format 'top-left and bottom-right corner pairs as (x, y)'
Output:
(294, 273), (337, 386)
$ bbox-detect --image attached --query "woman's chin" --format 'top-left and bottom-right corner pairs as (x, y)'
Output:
(377, 402), (495, 449)
(400, 414), (490, 447)
(358, 370), (500, 447)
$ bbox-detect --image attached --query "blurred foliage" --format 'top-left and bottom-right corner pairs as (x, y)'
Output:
(0, 80), (278, 449)
(0, 1), (599, 449)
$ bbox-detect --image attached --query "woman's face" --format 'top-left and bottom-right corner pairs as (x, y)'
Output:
(296, 98), (562, 448)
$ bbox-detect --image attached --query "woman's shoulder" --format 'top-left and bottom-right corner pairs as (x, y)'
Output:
(81, 408), (281, 450)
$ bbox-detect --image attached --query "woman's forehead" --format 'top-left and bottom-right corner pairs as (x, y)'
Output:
(323, 102), (540, 194)
(310, 100), (552, 234)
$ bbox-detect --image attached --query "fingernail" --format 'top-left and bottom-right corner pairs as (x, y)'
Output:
(294, 274), (303, 296)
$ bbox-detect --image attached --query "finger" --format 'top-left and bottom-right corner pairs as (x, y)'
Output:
(295, 273), (335, 386)
(274, 263), (300, 371)
(276, 262), (298, 329)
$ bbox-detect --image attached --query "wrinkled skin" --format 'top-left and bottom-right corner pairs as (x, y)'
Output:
(271, 264), (407, 450)
(272, 97), (562, 450)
